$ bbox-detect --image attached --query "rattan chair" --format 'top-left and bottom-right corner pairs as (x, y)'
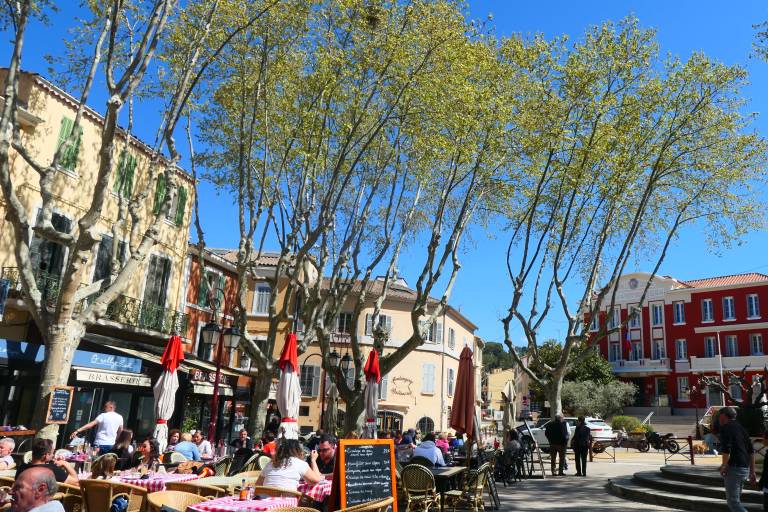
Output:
(444, 462), (491, 512)
(256, 455), (272, 470)
(0, 477), (13, 487)
(165, 481), (228, 499)
(232, 470), (262, 480)
(401, 464), (438, 512)
(162, 451), (190, 464)
(213, 455), (232, 476)
(339, 497), (396, 512)
(250, 485), (302, 498)
(238, 452), (261, 472)
(53, 492), (83, 512)
(79, 478), (148, 512)
(407, 456), (434, 468)
(146, 490), (210, 512)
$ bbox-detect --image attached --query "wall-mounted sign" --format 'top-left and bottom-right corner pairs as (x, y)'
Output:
(0, 341), (142, 374)
(76, 369), (151, 387)
(189, 368), (232, 386)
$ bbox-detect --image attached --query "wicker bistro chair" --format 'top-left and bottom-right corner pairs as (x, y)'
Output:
(212, 455), (232, 476)
(256, 455), (272, 470)
(162, 451), (190, 464)
(79, 478), (148, 512)
(237, 453), (261, 473)
(146, 491), (210, 512)
(401, 464), (439, 512)
(407, 456), (434, 469)
(249, 486), (302, 498)
(0, 477), (13, 487)
(444, 462), (492, 512)
(165, 481), (228, 499)
(339, 497), (396, 512)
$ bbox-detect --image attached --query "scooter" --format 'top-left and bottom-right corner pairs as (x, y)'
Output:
(646, 431), (680, 453)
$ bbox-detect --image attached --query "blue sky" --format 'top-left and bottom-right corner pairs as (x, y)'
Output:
(8, 1), (768, 347)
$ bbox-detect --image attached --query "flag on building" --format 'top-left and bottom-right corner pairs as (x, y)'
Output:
(623, 327), (632, 359)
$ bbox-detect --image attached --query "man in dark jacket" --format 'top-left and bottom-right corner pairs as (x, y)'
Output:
(571, 416), (591, 477)
(544, 414), (569, 476)
(718, 407), (755, 511)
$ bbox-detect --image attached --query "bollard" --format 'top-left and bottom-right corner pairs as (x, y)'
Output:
(688, 436), (695, 465)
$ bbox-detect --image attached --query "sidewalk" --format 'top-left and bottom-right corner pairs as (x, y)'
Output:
(494, 451), (717, 511)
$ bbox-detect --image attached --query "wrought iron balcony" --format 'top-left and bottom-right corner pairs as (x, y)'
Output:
(1, 266), (188, 336)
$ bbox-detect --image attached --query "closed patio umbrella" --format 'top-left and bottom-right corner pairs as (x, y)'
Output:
(502, 380), (516, 432)
(450, 346), (476, 440)
(153, 334), (184, 452)
(277, 332), (301, 439)
(324, 383), (339, 433)
(363, 349), (381, 439)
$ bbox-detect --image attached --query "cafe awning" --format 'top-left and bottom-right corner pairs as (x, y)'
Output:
(191, 382), (234, 396)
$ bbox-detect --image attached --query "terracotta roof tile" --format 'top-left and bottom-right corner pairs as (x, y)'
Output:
(680, 272), (768, 289)
(209, 248), (282, 267)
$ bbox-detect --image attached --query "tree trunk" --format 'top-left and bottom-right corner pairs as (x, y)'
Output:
(247, 373), (272, 440)
(343, 394), (365, 435)
(547, 375), (565, 420)
(32, 321), (85, 441)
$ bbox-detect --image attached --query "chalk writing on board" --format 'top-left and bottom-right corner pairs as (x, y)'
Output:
(46, 387), (73, 424)
(343, 443), (393, 505)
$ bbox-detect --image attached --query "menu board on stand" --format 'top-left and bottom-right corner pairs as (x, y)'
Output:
(329, 439), (397, 512)
(46, 386), (74, 424)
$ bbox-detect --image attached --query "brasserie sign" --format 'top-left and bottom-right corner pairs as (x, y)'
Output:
(76, 369), (151, 387)
(190, 368), (232, 386)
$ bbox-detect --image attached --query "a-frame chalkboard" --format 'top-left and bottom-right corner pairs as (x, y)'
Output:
(330, 439), (397, 512)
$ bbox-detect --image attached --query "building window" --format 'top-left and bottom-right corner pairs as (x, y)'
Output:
(93, 235), (126, 282)
(252, 283), (271, 315)
(609, 343), (620, 362)
(417, 416), (435, 434)
(378, 375), (388, 400)
(336, 313), (353, 334)
(30, 211), (72, 278)
(421, 364), (436, 394)
(447, 368), (455, 396)
(197, 329), (213, 361)
(448, 328), (456, 349)
(198, 270), (225, 309)
(420, 320), (443, 344)
(629, 307), (641, 328)
(652, 304), (663, 326)
(365, 314), (392, 336)
(673, 302), (685, 324)
(701, 299), (713, 322)
(113, 149), (137, 198)
(725, 335), (738, 357)
(589, 315), (598, 332)
(56, 116), (82, 172)
(300, 365), (321, 397)
(238, 350), (251, 370)
(748, 294), (760, 319)
(675, 339), (687, 360)
(677, 376), (690, 401)
(751, 334), (764, 356)
(299, 406), (310, 417)
(723, 297), (735, 321)
(143, 254), (171, 310)
(729, 383), (743, 401)
(607, 308), (619, 329)
(630, 342), (642, 361)
(704, 336), (718, 358)
(651, 340), (666, 360)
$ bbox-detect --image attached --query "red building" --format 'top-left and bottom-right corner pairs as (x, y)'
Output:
(594, 272), (768, 413)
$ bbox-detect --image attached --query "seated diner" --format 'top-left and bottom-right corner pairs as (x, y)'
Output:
(257, 439), (322, 491)
(412, 433), (446, 466)
(173, 433), (201, 461)
(15, 438), (78, 486)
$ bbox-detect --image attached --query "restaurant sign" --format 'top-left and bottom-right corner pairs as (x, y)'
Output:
(76, 369), (151, 387)
(0, 340), (142, 373)
(190, 368), (232, 386)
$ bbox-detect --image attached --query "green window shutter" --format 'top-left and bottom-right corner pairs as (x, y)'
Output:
(62, 125), (82, 171)
(56, 117), (73, 153)
(175, 186), (187, 226)
(198, 270), (209, 307)
(113, 150), (127, 194)
(153, 174), (167, 214)
(124, 154), (136, 196)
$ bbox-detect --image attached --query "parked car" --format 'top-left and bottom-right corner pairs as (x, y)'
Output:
(517, 416), (614, 450)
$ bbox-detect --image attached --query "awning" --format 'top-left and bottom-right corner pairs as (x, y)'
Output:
(191, 382), (234, 396)
(82, 333), (243, 377)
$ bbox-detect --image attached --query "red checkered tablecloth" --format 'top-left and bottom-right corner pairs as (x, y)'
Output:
(187, 496), (298, 512)
(297, 478), (332, 501)
(118, 472), (199, 492)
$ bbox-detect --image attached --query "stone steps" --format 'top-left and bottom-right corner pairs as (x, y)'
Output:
(607, 465), (762, 511)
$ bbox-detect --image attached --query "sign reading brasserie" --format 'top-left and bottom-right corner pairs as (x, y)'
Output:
(189, 368), (232, 386)
(75, 369), (151, 387)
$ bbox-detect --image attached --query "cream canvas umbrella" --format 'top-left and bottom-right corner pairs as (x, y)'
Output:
(363, 349), (381, 439)
(276, 332), (301, 439)
(501, 380), (516, 432)
(153, 335), (184, 452)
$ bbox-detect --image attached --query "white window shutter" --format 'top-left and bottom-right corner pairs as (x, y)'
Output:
(365, 314), (373, 335)
(436, 322), (443, 343)
(379, 375), (388, 400)
(311, 366), (321, 397)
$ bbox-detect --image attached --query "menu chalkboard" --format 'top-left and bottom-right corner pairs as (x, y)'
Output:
(46, 386), (74, 424)
(336, 439), (397, 512)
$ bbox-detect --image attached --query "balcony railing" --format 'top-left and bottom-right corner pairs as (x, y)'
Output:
(610, 357), (671, 373)
(690, 354), (768, 372)
(2, 266), (188, 336)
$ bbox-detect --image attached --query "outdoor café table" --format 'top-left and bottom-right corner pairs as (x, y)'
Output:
(187, 496), (298, 512)
(430, 466), (466, 511)
(118, 472), (199, 492)
(297, 477), (332, 502)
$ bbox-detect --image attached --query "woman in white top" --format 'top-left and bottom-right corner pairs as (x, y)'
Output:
(192, 431), (213, 459)
(257, 439), (321, 491)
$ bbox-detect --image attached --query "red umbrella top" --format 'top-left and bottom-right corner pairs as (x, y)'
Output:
(450, 346), (475, 438)
(160, 335), (185, 372)
(363, 349), (381, 383)
(278, 332), (299, 372)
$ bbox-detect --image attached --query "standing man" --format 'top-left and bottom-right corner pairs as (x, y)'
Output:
(69, 401), (123, 453)
(571, 417), (591, 477)
(718, 407), (755, 512)
(10, 466), (64, 512)
(544, 414), (568, 476)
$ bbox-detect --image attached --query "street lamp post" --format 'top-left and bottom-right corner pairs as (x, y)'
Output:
(686, 384), (702, 440)
(200, 288), (242, 445)
(301, 352), (328, 431)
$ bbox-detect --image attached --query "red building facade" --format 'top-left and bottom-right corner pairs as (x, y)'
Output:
(594, 272), (768, 412)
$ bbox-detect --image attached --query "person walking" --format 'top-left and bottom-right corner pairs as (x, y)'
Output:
(69, 401), (123, 453)
(545, 414), (568, 476)
(718, 407), (755, 512)
(571, 416), (591, 477)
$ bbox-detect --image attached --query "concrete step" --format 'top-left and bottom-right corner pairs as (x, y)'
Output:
(633, 471), (762, 505)
(659, 465), (724, 487)
(607, 476), (762, 511)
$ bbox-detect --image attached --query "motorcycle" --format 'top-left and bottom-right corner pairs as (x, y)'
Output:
(646, 431), (680, 453)
(591, 430), (649, 453)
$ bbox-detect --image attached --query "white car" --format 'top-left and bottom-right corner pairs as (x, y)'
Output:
(518, 416), (613, 449)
